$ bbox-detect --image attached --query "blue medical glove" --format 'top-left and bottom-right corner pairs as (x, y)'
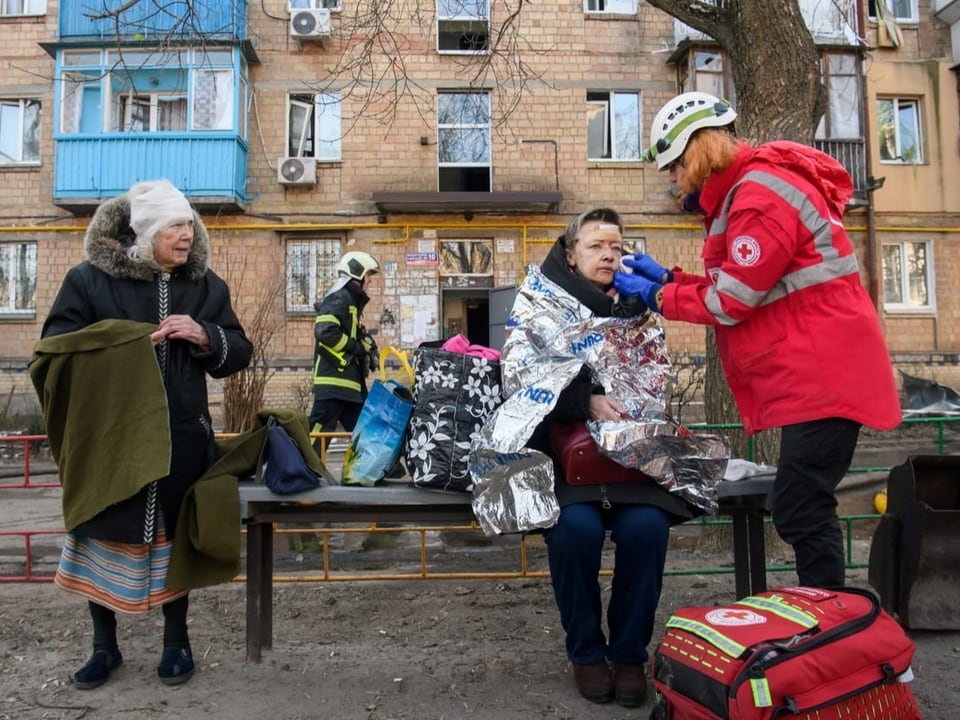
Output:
(621, 254), (673, 283)
(614, 271), (663, 312)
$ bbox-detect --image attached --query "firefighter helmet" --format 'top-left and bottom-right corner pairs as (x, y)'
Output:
(336, 251), (380, 281)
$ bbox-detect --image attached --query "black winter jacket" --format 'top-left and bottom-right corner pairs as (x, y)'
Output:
(41, 193), (253, 542)
(311, 278), (371, 403)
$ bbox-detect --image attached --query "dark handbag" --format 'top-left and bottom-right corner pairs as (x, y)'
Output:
(548, 420), (651, 486)
(258, 416), (321, 495)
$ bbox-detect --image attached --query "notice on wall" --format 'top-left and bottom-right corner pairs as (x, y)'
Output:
(400, 294), (440, 347)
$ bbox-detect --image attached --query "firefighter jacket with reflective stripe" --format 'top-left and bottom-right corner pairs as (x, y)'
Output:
(661, 141), (901, 435)
(312, 278), (370, 403)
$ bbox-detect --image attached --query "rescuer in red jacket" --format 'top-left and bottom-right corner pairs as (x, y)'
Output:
(614, 91), (902, 590)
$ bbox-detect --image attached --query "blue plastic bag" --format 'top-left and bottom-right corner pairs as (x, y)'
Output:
(341, 380), (414, 486)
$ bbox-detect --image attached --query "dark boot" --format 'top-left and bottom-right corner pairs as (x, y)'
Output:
(158, 595), (194, 685)
(73, 648), (123, 690)
(157, 645), (195, 685)
(612, 661), (647, 707)
(572, 660), (614, 703)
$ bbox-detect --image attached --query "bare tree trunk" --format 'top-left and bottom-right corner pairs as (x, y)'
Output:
(646, 0), (824, 145)
(646, 1), (824, 466)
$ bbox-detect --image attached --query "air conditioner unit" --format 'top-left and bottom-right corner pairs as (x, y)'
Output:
(290, 8), (331, 38)
(277, 157), (317, 185)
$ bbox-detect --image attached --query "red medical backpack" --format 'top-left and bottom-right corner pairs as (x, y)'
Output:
(649, 586), (922, 720)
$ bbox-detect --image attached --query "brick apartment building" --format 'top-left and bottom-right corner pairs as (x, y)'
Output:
(0, 0), (958, 425)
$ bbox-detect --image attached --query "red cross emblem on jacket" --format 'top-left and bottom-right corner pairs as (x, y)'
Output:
(732, 235), (761, 266)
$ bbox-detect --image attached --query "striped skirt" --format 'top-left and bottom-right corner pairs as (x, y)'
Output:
(54, 513), (187, 615)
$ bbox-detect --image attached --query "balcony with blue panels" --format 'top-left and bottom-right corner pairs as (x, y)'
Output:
(58, 0), (248, 42)
(54, 134), (250, 213)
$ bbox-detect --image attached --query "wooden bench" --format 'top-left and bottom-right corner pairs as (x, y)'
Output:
(239, 477), (775, 662)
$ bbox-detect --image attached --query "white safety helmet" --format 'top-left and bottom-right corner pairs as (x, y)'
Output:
(336, 251), (380, 281)
(646, 91), (737, 170)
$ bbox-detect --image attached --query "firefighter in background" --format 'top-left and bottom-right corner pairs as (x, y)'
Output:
(309, 251), (380, 455)
(614, 91), (901, 590)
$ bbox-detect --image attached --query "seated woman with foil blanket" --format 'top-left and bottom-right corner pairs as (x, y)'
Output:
(469, 207), (727, 709)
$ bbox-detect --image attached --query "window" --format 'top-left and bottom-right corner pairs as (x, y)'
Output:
(692, 51), (725, 98)
(0, 99), (40, 165)
(584, 0), (636, 12)
(192, 68), (233, 130)
(868, 0), (916, 22)
(806, 0), (859, 40)
(286, 238), (341, 313)
(59, 49), (242, 135)
(438, 92), (490, 192)
(877, 97), (922, 164)
(108, 66), (190, 132)
(439, 240), (493, 276)
(882, 240), (932, 311)
(623, 237), (645, 255)
(587, 91), (640, 161)
(0, 241), (37, 315)
(287, 93), (341, 161)
(816, 53), (861, 140)
(0, 0), (45, 16)
(113, 93), (188, 132)
(289, 0), (341, 9)
(437, 0), (489, 53)
(678, 49), (736, 107)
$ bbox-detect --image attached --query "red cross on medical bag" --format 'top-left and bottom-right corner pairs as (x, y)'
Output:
(649, 586), (922, 720)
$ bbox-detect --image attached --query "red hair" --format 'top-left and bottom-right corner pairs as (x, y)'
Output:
(678, 130), (745, 195)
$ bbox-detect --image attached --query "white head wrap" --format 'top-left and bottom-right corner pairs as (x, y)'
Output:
(127, 179), (193, 261)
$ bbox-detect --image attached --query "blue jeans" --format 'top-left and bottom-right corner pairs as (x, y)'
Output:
(543, 502), (670, 665)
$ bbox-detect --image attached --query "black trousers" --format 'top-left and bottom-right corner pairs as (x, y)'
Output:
(770, 417), (861, 589)
(308, 394), (363, 453)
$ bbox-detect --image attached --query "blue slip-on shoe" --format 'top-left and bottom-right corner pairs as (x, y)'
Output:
(72, 648), (123, 690)
(157, 646), (195, 686)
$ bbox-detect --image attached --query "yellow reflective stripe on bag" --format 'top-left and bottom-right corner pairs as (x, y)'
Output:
(750, 677), (773, 707)
(665, 617), (747, 658)
(737, 596), (818, 629)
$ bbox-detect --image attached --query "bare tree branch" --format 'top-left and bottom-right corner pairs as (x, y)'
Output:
(645, 0), (734, 46)
(305, 0), (549, 136)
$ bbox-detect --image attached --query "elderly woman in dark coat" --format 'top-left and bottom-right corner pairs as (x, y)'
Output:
(40, 179), (252, 690)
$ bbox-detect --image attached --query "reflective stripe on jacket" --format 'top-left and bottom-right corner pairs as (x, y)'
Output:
(661, 142), (901, 435)
(312, 279), (368, 401)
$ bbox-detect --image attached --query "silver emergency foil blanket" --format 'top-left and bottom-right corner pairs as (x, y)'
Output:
(594, 420), (729, 511)
(469, 266), (730, 535)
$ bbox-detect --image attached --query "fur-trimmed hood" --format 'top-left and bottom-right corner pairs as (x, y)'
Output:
(84, 193), (210, 282)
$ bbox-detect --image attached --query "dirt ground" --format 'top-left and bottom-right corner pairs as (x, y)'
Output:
(1, 560), (958, 720)
(2, 425), (959, 720)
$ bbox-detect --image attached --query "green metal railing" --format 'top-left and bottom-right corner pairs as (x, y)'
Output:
(2, 416), (958, 582)
(684, 415), (960, 572)
(688, 415), (960, 469)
